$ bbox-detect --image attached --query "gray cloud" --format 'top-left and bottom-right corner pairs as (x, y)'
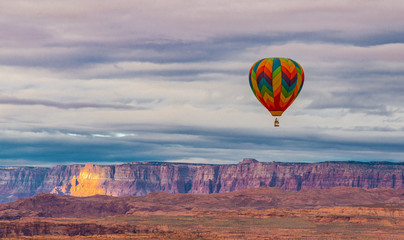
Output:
(0, 0), (404, 166)
(1, 123), (403, 166)
(0, 96), (138, 109)
(3, 31), (404, 70)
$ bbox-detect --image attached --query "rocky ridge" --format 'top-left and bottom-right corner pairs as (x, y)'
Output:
(1, 187), (404, 239)
(0, 159), (403, 203)
(1, 187), (403, 220)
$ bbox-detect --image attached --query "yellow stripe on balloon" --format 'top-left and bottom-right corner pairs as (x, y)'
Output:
(264, 59), (273, 81)
(251, 76), (262, 99)
(265, 58), (273, 66)
(281, 94), (292, 104)
(288, 59), (296, 75)
(293, 67), (303, 98)
(263, 92), (274, 104)
(272, 69), (282, 95)
(257, 60), (267, 73)
(280, 58), (289, 69)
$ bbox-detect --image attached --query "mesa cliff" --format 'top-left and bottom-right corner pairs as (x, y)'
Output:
(0, 159), (403, 203)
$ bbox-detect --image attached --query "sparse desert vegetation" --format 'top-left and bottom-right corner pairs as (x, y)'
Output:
(1, 187), (404, 239)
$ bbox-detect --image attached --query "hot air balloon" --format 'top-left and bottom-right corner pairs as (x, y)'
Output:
(249, 58), (304, 127)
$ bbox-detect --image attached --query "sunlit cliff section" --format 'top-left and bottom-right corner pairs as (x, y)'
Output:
(1, 160), (404, 203)
(70, 167), (106, 197)
(52, 164), (112, 197)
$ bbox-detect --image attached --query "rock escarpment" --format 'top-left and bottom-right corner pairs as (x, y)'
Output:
(0, 167), (48, 203)
(0, 159), (403, 203)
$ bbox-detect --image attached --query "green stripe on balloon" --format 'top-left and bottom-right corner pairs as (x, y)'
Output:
(260, 85), (273, 98)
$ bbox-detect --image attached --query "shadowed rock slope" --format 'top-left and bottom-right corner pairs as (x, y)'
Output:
(1, 159), (403, 203)
(1, 187), (404, 239)
(1, 187), (403, 219)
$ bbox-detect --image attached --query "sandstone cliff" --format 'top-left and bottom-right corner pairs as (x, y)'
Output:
(0, 167), (48, 203)
(0, 159), (403, 203)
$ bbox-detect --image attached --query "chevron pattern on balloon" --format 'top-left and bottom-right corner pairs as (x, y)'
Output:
(249, 57), (304, 117)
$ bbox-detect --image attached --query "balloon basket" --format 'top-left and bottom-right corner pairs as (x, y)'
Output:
(274, 118), (279, 127)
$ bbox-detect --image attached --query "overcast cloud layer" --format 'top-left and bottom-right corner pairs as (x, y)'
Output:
(1, 0), (404, 166)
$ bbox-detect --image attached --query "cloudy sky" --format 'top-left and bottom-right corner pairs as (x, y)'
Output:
(1, 0), (404, 166)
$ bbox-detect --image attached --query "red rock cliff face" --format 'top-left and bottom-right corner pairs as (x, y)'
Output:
(0, 167), (48, 203)
(189, 160), (404, 193)
(0, 159), (403, 203)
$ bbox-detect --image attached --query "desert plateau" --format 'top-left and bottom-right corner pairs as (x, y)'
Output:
(1, 186), (404, 239)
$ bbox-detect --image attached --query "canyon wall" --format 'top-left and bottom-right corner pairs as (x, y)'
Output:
(0, 167), (48, 203)
(0, 159), (403, 203)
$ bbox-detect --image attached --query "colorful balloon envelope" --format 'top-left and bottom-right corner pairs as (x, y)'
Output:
(249, 58), (304, 126)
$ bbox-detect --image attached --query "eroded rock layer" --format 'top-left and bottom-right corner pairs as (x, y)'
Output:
(0, 159), (403, 203)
